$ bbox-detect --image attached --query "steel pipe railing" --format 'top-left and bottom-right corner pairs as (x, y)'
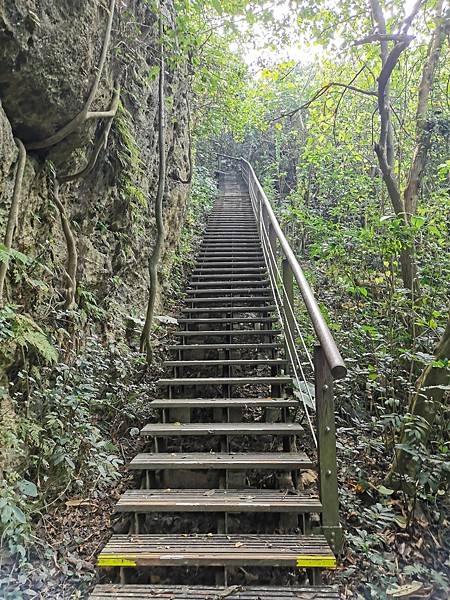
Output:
(216, 152), (345, 552)
(217, 153), (346, 380)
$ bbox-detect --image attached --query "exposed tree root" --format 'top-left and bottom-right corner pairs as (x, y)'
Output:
(60, 87), (121, 183)
(140, 10), (166, 363)
(0, 138), (26, 305)
(26, 0), (116, 151)
(49, 176), (78, 310)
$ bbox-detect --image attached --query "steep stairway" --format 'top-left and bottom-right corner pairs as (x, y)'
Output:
(90, 168), (342, 599)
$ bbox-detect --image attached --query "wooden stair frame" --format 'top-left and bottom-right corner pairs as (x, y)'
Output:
(91, 163), (346, 599)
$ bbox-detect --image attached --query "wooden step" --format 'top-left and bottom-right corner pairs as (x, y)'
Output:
(192, 272), (267, 278)
(164, 359), (287, 367)
(115, 489), (322, 513)
(157, 376), (291, 386)
(181, 306), (276, 313)
(186, 288), (272, 296)
(189, 279), (268, 287)
(173, 329), (281, 338)
(178, 317), (277, 324)
(149, 397), (298, 408)
(140, 422), (302, 437)
(197, 251), (264, 256)
(194, 264), (266, 270)
(97, 534), (335, 568)
(199, 247), (261, 251)
(186, 296), (274, 304)
(129, 452), (312, 471)
(190, 273), (265, 280)
(167, 343), (281, 351)
(90, 584), (340, 599)
(194, 260), (266, 266)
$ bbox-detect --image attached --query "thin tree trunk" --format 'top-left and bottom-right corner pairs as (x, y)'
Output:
(140, 8), (166, 363)
(387, 307), (450, 490)
(0, 138), (26, 305)
(403, 1), (449, 217)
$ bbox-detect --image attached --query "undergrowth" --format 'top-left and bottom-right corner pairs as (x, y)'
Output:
(0, 165), (217, 598)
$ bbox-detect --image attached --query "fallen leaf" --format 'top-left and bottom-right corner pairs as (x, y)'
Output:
(65, 499), (91, 507)
(386, 581), (424, 597)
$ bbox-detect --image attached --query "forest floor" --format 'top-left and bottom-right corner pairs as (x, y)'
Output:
(1, 225), (448, 599)
(2, 334), (448, 599)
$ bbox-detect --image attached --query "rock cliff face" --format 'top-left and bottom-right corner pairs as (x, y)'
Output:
(0, 0), (191, 333)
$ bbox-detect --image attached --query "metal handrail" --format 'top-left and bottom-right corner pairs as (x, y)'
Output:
(218, 153), (346, 380)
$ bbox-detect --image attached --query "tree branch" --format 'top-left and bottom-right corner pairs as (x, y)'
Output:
(353, 33), (413, 46)
(273, 81), (376, 122)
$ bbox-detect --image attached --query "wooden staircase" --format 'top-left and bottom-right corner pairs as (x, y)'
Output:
(90, 166), (344, 599)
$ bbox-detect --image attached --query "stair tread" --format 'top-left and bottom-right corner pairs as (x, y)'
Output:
(129, 451), (312, 470)
(157, 375), (291, 385)
(186, 296), (274, 303)
(191, 274), (265, 279)
(90, 584), (339, 599)
(97, 534), (335, 568)
(178, 317), (277, 323)
(116, 488), (322, 512)
(164, 359), (287, 366)
(149, 397), (297, 408)
(140, 422), (303, 436)
(181, 306), (276, 313)
(186, 289), (272, 295)
(173, 329), (281, 337)
(191, 280), (268, 284)
(168, 344), (281, 350)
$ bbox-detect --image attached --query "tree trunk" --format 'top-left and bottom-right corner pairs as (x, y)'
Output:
(387, 307), (450, 490)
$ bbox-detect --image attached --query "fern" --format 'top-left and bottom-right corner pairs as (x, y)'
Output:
(3, 311), (59, 364)
(19, 331), (58, 364)
(0, 244), (31, 266)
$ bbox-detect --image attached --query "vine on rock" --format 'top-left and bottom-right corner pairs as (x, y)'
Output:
(0, 138), (27, 305)
(140, 5), (166, 363)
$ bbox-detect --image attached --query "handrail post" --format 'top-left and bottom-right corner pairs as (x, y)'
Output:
(282, 259), (296, 374)
(314, 344), (343, 553)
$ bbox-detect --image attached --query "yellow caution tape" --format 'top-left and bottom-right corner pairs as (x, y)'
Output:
(97, 556), (137, 567)
(295, 555), (336, 568)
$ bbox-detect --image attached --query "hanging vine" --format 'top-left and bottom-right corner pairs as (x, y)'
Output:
(140, 4), (166, 363)
(0, 138), (26, 305)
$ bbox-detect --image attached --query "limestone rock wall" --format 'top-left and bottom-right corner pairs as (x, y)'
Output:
(0, 0), (191, 335)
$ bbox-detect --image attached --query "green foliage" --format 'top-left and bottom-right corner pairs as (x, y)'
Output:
(0, 336), (154, 560)
(0, 306), (58, 364)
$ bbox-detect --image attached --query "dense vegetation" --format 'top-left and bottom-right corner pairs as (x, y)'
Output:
(0, 0), (449, 597)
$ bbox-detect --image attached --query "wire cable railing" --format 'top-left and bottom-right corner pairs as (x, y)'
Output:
(216, 152), (345, 553)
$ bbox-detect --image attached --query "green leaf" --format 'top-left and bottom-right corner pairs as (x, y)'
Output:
(377, 485), (394, 496)
(11, 504), (26, 524)
(18, 479), (38, 498)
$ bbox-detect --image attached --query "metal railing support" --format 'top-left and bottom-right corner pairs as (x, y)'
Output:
(314, 344), (343, 553)
(216, 152), (345, 554)
(282, 259), (296, 375)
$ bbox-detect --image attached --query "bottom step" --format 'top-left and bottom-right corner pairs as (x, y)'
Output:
(90, 584), (340, 599)
(97, 534), (335, 568)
